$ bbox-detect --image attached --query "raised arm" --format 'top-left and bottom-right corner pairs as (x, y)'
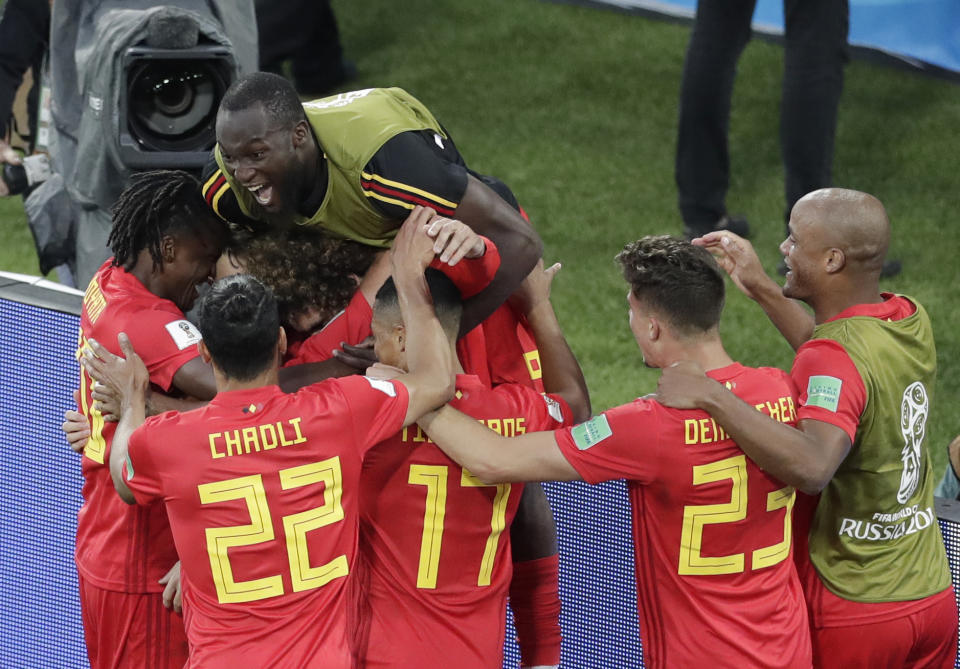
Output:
(454, 175), (543, 334)
(81, 334), (149, 504)
(390, 206), (457, 425)
(693, 232), (814, 350)
(509, 261), (590, 424)
(655, 360), (851, 494)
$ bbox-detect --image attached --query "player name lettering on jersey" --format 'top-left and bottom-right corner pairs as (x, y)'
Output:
(83, 278), (107, 324)
(684, 394), (796, 445)
(401, 417), (528, 444)
(208, 417), (306, 459)
(838, 505), (936, 542)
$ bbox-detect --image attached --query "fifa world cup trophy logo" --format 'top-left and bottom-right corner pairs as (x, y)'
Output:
(897, 382), (928, 504)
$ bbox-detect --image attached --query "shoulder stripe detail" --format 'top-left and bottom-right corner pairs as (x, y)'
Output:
(363, 189), (416, 212)
(202, 170), (225, 201)
(210, 182), (231, 219)
(360, 170), (458, 212)
(361, 177), (456, 216)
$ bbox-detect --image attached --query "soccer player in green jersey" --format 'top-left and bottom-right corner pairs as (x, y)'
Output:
(656, 188), (957, 668)
(204, 72), (541, 336)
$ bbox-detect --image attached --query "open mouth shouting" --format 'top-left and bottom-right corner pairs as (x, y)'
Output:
(249, 183), (275, 209)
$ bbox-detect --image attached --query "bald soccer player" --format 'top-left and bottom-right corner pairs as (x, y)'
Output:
(657, 188), (957, 668)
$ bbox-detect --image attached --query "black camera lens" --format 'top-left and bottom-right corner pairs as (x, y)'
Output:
(127, 59), (228, 152)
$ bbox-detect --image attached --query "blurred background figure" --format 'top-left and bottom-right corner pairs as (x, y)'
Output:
(255, 0), (356, 97)
(674, 0), (848, 243)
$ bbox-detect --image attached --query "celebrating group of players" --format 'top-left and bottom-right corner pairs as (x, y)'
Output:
(65, 72), (957, 669)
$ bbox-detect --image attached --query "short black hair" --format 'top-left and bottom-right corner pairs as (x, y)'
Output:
(616, 235), (725, 335)
(108, 170), (225, 270)
(374, 268), (462, 338)
(219, 72), (306, 128)
(197, 274), (280, 380)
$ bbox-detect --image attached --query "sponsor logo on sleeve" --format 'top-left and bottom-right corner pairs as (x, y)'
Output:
(164, 320), (202, 350)
(805, 375), (842, 412)
(542, 394), (564, 423)
(571, 414), (612, 451)
(363, 376), (397, 397)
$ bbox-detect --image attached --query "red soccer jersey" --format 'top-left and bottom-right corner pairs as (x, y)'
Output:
(123, 376), (409, 668)
(76, 260), (203, 592)
(555, 363), (811, 669)
(284, 290), (374, 366)
(355, 374), (571, 669)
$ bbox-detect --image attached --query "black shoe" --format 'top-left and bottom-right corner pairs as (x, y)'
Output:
(777, 258), (902, 278)
(683, 215), (751, 241)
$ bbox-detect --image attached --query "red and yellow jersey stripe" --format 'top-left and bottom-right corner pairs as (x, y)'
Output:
(360, 171), (458, 217)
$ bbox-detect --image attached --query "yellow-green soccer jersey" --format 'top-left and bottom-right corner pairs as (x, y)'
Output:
(214, 87), (448, 247)
(807, 297), (950, 602)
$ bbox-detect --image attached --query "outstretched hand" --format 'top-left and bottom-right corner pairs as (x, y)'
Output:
(692, 232), (768, 300)
(425, 216), (485, 266)
(655, 360), (717, 410)
(508, 259), (561, 316)
(80, 334), (149, 411)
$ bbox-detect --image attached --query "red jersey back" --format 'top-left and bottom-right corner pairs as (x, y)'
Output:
(75, 260), (203, 592)
(123, 377), (408, 668)
(555, 363), (811, 669)
(356, 374), (571, 669)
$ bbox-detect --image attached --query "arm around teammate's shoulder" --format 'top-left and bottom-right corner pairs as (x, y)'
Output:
(656, 359), (852, 494)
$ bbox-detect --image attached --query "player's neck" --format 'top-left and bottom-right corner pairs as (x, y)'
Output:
(663, 336), (734, 373)
(214, 366), (280, 394)
(810, 278), (884, 324)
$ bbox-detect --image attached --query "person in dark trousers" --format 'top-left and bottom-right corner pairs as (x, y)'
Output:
(255, 0), (355, 96)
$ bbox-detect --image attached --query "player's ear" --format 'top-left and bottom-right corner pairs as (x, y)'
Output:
(277, 326), (288, 359)
(648, 317), (661, 343)
(198, 340), (212, 364)
(161, 235), (176, 264)
(395, 324), (406, 352)
(292, 120), (309, 149)
(825, 247), (845, 274)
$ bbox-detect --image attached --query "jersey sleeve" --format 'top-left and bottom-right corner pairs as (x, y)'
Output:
(361, 130), (468, 220)
(554, 400), (662, 485)
(284, 290), (373, 366)
(123, 416), (168, 505)
(429, 235), (501, 299)
(123, 310), (203, 391)
(790, 339), (866, 443)
(324, 375), (410, 455)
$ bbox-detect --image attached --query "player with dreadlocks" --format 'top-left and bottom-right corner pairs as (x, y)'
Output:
(73, 169), (226, 668)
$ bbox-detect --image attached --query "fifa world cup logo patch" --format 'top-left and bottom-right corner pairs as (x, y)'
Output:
(897, 381), (928, 504)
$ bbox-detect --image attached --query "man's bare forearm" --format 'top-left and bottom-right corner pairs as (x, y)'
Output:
(524, 301), (590, 423)
(109, 392), (146, 504)
(748, 275), (815, 351)
(697, 381), (840, 493)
